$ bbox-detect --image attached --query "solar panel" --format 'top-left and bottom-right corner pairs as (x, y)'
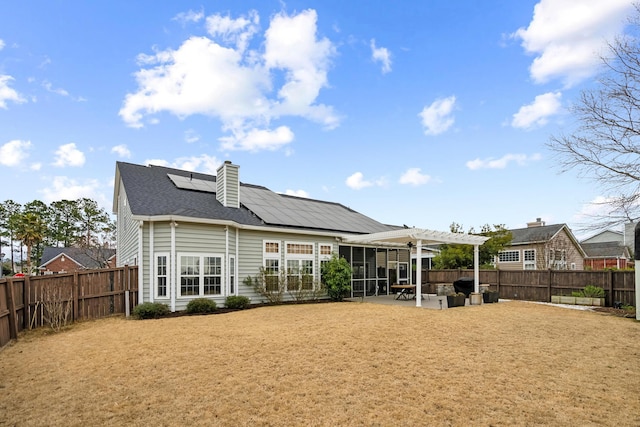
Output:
(167, 173), (391, 233)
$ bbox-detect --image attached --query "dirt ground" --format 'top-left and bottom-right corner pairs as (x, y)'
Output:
(1, 300), (639, 427)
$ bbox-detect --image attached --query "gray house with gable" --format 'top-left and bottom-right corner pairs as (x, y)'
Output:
(113, 161), (418, 311)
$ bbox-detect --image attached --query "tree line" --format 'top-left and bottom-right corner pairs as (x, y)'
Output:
(0, 198), (115, 275)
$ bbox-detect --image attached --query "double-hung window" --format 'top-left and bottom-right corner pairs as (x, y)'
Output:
(155, 253), (169, 298)
(263, 241), (281, 292)
(319, 244), (333, 282)
(178, 253), (224, 297)
(523, 249), (536, 270)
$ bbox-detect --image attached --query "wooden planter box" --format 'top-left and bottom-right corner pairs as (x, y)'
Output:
(551, 296), (605, 306)
(447, 294), (466, 308)
(482, 291), (499, 303)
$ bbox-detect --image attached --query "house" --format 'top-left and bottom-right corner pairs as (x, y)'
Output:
(496, 218), (586, 270)
(581, 230), (632, 270)
(39, 247), (116, 274)
(113, 161), (487, 311)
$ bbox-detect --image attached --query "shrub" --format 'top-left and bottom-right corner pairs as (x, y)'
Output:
(321, 254), (352, 301)
(133, 302), (170, 319)
(225, 295), (251, 309)
(186, 298), (218, 314)
(573, 285), (606, 298)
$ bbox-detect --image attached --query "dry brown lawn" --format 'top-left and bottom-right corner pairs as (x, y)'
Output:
(1, 300), (639, 426)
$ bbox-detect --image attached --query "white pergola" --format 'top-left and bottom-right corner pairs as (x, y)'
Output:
(341, 228), (490, 307)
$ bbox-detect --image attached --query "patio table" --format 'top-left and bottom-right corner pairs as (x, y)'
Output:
(390, 284), (416, 300)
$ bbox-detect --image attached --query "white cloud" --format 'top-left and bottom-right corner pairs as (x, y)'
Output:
(0, 39), (4, 50)
(399, 168), (431, 186)
(120, 9), (338, 152)
(39, 176), (105, 205)
(173, 9), (204, 25)
(0, 75), (26, 108)
(370, 39), (392, 74)
(42, 80), (69, 97)
(53, 143), (85, 167)
(346, 172), (372, 190)
(0, 139), (32, 166)
(283, 189), (310, 198)
(111, 144), (131, 158)
(418, 96), (456, 135)
(206, 9), (259, 53)
(466, 153), (542, 170)
(184, 129), (200, 143)
(219, 126), (294, 152)
(513, 0), (633, 87)
(512, 92), (562, 129)
(144, 154), (222, 174)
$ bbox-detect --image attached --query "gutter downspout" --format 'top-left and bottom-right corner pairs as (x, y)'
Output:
(138, 221), (144, 305)
(170, 221), (177, 312)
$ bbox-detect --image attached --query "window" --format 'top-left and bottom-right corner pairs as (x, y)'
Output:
(498, 250), (520, 262)
(155, 254), (169, 298)
(229, 256), (236, 295)
(285, 242), (315, 291)
(523, 249), (536, 270)
(548, 249), (567, 270)
(319, 244), (333, 282)
(203, 256), (222, 295)
(263, 241), (281, 292)
(178, 254), (223, 297)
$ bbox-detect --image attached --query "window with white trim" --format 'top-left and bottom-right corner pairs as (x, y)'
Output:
(319, 244), (333, 282)
(498, 250), (520, 263)
(178, 253), (224, 297)
(263, 241), (281, 292)
(155, 253), (169, 298)
(523, 249), (536, 270)
(229, 256), (236, 295)
(286, 242), (314, 291)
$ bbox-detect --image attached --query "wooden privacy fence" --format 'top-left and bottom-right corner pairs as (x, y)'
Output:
(420, 269), (636, 306)
(0, 265), (138, 349)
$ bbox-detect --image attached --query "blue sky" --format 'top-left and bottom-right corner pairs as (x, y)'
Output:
(0, 0), (635, 238)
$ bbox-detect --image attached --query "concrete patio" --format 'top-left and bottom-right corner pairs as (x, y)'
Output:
(346, 293), (471, 309)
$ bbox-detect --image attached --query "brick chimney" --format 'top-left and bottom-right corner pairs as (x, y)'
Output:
(216, 161), (240, 208)
(527, 217), (545, 228)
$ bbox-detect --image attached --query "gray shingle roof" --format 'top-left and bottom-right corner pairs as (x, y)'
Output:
(509, 224), (565, 245)
(115, 162), (395, 234)
(40, 247), (116, 269)
(581, 242), (630, 259)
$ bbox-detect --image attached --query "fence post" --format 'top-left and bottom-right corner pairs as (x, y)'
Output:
(547, 269), (552, 302)
(608, 269), (614, 307)
(6, 278), (19, 340)
(73, 271), (79, 321)
(124, 265), (130, 317)
(23, 275), (30, 330)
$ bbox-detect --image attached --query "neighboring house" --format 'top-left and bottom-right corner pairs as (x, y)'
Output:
(113, 161), (485, 311)
(581, 230), (632, 270)
(496, 218), (586, 271)
(39, 247), (116, 274)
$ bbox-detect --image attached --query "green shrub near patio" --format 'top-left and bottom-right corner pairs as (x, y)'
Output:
(132, 302), (170, 319)
(225, 295), (250, 309)
(186, 298), (218, 314)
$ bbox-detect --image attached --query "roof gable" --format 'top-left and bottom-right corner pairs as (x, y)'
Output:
(509, 224), (565, 245)
(40, 247), (116, 269)
(115, 162), (394, 234)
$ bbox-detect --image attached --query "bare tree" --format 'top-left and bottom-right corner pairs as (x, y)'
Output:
(549, 7), (640, 230)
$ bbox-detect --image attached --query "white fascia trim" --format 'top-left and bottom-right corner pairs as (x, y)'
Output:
(130, 215), (350, 239)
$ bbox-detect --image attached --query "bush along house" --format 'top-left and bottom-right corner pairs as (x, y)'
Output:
(113, 161), (487, 311)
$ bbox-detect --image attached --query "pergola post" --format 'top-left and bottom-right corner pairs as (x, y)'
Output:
(474, 244), (480, 293)
(416, 239), (422, 307)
